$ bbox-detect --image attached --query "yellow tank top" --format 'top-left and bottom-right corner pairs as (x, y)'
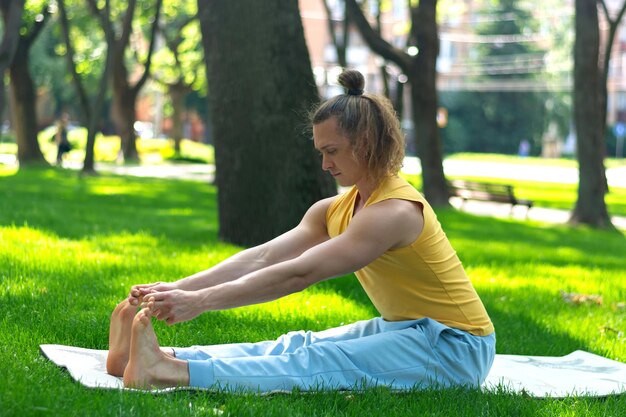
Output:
(326, 176), (494, 336)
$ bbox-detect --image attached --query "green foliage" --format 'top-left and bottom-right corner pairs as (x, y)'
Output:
(441, 1), (572, 155)
(28, 0), (109, 119)
(29, 18), (70, 116)
(120, 0), (163, 70)
(403, 154), (626, 217)
(20, 0), (49, 34)
(31, 127), (215, 164)
(152, 18), (205, 91)
(150, 0), (206, 122)
(0, 167), (625, 415)
(441, 90), (561, 154)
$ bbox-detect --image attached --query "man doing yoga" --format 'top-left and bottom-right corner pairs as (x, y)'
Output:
(107, 69), (496, 391)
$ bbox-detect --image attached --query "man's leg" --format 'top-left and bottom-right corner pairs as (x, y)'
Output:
(184, 318), (495, 392)
(173, 317), (389, 362)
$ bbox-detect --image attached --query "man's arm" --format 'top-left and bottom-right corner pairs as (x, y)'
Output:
(146, 199), (424, 324)
(129, 196), (334, 304)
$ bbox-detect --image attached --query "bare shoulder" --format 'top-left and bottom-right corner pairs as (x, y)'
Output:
(351, 198), (424, 249)
(300, 195), (338, 225)
(358, 198), (423, 221)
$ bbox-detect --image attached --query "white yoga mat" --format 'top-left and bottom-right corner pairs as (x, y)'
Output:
(40, 344), (626, 397)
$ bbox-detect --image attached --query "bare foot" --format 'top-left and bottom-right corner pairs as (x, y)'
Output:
(123, 308), (189, 389)
(106, 300), (137, 376)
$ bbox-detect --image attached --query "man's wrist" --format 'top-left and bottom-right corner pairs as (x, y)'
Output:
(196, 287), (213, 313)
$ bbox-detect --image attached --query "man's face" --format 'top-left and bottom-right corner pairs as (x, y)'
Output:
(313, 118), (365, 187)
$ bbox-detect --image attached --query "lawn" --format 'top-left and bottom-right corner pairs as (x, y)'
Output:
(0, 127), (214, 166)
(447, 152), (626, 170)
(402, 173), (626, 218)
(0, 166), (625, 416)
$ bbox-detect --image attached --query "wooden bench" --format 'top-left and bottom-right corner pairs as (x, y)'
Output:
(448, 180), (533, 216)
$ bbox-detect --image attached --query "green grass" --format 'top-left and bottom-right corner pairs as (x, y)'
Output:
(447, 152), (626, 169)
(1, 167), (625, 416)
(0, 128), (214, 166)
(402, 173), (626, 218)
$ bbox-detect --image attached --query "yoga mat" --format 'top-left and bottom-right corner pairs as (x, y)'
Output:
(40, 344), (626, 397)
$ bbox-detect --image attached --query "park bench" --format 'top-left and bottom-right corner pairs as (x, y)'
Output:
(448, 179), (533, 216)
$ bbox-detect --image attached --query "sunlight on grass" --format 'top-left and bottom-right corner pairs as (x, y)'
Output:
(0, 274), (47, 298)
(1, 167), (625, 415)
(0, 165), (17, 176)
(23, 128), (216, 165)
(0, 142), (17, 153)
(447, 152), (626, 169)
(237, 291), (374, 327)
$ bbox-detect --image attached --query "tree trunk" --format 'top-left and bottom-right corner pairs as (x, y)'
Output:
(169, 81), (187, 153)
(83, 120), (99, 173)
(570, 0), (612, 228)
(597, 2), (626, 193)
(105, 0), (162, 163)
(199, 0), (336, 246)
(322, 0), (349, 68)
(111, 71), (139, 162)
(410, 1), (448, 206)
(0, 0), (24, 122)
(83, 64), (111, 174)
(58, 0), (111, 175)
(374, 0), (390, 99)
(345, 0), (449, 206)
(9, 42), (46, 165)
(393, 79), (404, 119)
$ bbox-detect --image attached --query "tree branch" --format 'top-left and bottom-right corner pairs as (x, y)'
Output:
(132, 0), (164, 93)
(162, 14), (196, 54)
(598, 1), (626, 96)
(23, 3), (51, 47)
(321, 0), (349, 68)
(119, 0), (138, 51)
(57, 0), (91, 122)
(599, 0), (611, 23)
(408, 0), (419, 46)
(86, 0), (114, 45)
(321, 0), (339, 60)
(0, 0), (24, 71)
(345, 0), (410, 72)
(86, 0), (106, 28)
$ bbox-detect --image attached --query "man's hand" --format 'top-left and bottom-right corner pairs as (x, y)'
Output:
(128, 282), (178, 306)
(143, 289), (204, 325)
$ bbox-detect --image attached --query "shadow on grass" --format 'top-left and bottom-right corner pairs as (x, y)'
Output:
(437, 208), (625, 273)
(0, 167), (217, 246)
(483, 288), (594, 356)
(0, 168), (620, 357)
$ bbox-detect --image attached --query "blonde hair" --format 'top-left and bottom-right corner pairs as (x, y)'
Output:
(311, 69), (405, 183)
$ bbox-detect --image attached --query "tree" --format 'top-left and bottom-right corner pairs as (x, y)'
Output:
(570, 0), (625, 228)
(8, 1), (51, 166)
(198, 0), (336, 246)
(0, 0), (24, 123)
(346, 0), (449, 206)
(29, 11), (75, 117)
(321, 0), (350, 69)
(58, 0), (113, 174)
(439, 0), (561, 155)
(322, 0), (395, 103)
(87, 0), (163, 162)
(152, 1), (204, 153)
(598, 2), (626, 145)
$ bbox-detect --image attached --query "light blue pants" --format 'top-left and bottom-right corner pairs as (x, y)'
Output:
(173, 317), (496, 392)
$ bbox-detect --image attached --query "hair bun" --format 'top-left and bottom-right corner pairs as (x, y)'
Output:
(338, 69), (365, 96)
